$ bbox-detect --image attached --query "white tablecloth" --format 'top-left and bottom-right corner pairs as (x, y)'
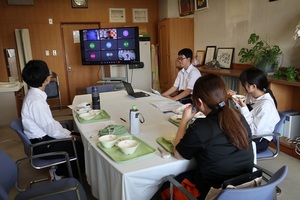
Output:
(72, 90), (195, 200)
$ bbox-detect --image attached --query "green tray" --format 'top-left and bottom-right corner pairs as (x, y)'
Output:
(76, 109), (110, 123)
(168, 118), (180, 127)
(156, 137), (174, 153)
(97, 135), (156, 162)
(99, 124), (127, 136)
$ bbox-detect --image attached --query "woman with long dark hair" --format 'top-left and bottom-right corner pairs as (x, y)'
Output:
(153, 74), (254, 200)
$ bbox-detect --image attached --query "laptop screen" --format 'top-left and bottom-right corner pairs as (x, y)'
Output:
(122, 81), (135, 95)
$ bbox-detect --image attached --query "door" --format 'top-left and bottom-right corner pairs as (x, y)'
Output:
(61, 23), (100, 102)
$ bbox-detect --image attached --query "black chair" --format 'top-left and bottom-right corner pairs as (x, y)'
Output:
(0, 150), (87, 200)
(45, 71), (62, 110)
(9, 118), (82, 184)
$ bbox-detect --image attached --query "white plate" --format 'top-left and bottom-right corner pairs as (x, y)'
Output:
(232, 94), (246, 101)
(173, 105), (187, 114)
(170, 114), (182, 122)
(79, 112), (96, 120)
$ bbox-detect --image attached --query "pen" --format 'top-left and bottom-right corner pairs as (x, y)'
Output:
(120, 118), (127, 122)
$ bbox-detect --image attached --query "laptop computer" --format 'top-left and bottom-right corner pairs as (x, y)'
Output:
(122, 81), (150, 98)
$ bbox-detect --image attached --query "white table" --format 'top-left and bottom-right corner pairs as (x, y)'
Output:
(72, 90), (195, 200)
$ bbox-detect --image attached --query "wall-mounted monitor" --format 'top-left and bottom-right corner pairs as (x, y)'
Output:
(79, 26), (140, 65)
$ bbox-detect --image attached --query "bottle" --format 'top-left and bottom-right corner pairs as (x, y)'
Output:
(129, 105), (140, 135)
(92, 87), (100, 110)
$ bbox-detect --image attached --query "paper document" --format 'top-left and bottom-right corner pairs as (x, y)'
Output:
(151, 88), (161, 96)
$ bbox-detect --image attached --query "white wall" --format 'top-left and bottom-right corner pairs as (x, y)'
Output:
(159, 0), (300, 68)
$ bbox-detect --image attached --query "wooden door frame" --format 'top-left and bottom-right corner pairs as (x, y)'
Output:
(60, 22), (101, 104)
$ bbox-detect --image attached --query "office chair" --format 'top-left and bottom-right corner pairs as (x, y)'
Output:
(164, 166), (287, 200)
(0, 150), (87, 200)
(45, 71), (62, 110)
(216, 165), (288, 200)
(86, 84), (115, 94)
(253, 111), (284, 160)
(9, 118), (82, 184)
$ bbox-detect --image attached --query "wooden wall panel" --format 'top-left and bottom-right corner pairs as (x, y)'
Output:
(0, 0), (159, 106)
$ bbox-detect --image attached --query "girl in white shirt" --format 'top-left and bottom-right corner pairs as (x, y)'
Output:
(229, 67), (280, 153)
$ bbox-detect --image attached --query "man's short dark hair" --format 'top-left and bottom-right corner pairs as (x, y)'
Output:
(22, 60), (50, 88)
(178, 48), (193, 60)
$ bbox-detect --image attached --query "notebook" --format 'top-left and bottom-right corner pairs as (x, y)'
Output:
(122, 81), (150, 98)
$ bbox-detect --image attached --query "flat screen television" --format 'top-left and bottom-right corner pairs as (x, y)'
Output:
(79, 26), (140, 65)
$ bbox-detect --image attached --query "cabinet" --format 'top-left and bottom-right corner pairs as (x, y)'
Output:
(158, 18), (194, 92)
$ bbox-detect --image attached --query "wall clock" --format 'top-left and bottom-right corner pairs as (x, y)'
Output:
(72, 0), (88, 8)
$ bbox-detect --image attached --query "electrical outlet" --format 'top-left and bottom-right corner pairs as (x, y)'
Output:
(45, 50), (50, 56)
(52, 50), (57, 56)
(48, 18), (53, 24)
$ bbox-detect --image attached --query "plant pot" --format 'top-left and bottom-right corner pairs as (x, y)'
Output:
(256, 58), (277, 74)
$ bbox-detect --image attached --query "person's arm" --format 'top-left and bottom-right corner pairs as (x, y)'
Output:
(173, 105), (195, 159)
(171, 88), (192, 101)
(162, 86), (178, 98)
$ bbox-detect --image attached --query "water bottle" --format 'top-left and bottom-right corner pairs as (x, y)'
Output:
(129, 105), (140, 135)
(92, 87), (100, 109)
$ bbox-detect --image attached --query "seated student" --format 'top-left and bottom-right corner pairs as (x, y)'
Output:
(228, 67), (280, 153)
(21, 60), (85, 180)
(153, 74), (254, 200)
(162, 48), (201, 104)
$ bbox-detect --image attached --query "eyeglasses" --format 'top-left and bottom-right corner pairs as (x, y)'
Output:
(177, 57), (187, 61)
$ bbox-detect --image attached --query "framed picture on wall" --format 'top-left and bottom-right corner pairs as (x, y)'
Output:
(133, 8), (148, 23)
(109, 8), (126, 23)
(196, 50), (206, 65)
(178, 0), (194, 16)
(204, 46), (216, 65)
(195, 0), (209, 11)
(216, 48), (235, 69)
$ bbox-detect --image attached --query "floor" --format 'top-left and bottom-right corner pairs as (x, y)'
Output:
(0, 110), (96, 200)
(0, 120), (299, 199)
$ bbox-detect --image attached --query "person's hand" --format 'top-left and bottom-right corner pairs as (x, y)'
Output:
(227, 89), (236, 99)
(181, 104), (197, 122)
(70, 134), (82, 142)
(236, 98), (246, 107)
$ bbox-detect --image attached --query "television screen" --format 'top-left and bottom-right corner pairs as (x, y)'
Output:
(79, 27), (140, 65)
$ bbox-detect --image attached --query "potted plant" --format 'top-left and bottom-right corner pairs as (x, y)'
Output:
(273, 66), (299, 82)
(238, 33), (282, 73)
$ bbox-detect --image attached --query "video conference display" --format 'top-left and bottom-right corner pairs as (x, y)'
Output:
(79, 27), (140, 65)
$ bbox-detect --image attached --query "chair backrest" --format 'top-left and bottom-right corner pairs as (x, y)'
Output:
(86, 84), (115, 94)
(217, 165), (288, 200)
(273, 111), (285, 142)
(45, 71), (60, 98)
(45, 81), (59, 98)
(10, 119), (31, 156)
(0, 150), (18, 199)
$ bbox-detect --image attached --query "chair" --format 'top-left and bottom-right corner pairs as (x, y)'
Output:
(0, 150), (87, 200)
(253, 111), (285, 160)
(45, 71), (62, 110)
(9, 118), (82, 184)
(164, 166), (288, 200)
(216, 165), (288, 200)
(86, 84), (115, 94)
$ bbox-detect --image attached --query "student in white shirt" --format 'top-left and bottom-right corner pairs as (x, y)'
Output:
(228, 67), (280, 153)
(162, 48), (201, 104)
(21, 60), (84, 180)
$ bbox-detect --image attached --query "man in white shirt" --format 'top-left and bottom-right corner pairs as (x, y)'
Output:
(162, 48), (201, 104)
(21, 60), (84, 180)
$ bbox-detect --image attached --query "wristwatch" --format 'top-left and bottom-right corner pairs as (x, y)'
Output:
(72, 0), (88, 8)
